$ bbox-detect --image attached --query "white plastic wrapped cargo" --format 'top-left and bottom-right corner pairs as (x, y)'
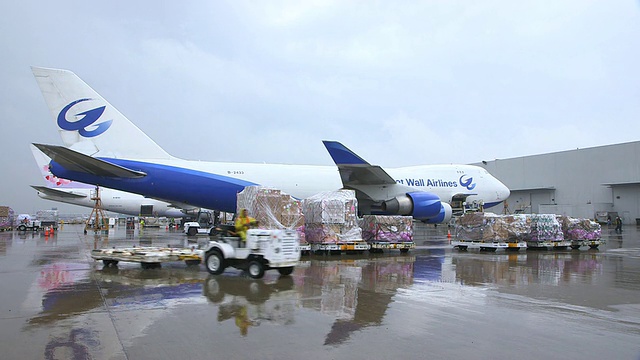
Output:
(455, 213), (529, 243)
(528, 214), (564, 242)
(236, 186), (304, 232)
(303, 190), (362, 244)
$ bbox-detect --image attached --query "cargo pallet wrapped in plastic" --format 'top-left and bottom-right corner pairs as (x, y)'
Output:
(453, 213), (602, 250)
(557, 215), (601, 240)
(236, 186), (306, 243)
(303, 190), (363, 246)
(0, 206), (14, 231)
(557, 215), (603, 249)
(360, 215), (413, 242)
(455, 213), (529, 243)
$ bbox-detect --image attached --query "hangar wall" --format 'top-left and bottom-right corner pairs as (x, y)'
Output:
(474, 141), (640, 225)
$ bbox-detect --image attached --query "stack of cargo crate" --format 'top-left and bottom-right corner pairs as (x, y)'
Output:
(557, 215), (601, 240)
(527, 214), (564, 243)
(359, 215), (413, 243)
(303, 190), (362, 244)
(0, 206), (14, 231)
(455, 212), (530, 243)
(236, 186), (306, 243)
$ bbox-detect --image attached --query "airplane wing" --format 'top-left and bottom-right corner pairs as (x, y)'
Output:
(322, 140), (396, 186)
(31, 185), (88, 199)
(32, 143), (146, 179)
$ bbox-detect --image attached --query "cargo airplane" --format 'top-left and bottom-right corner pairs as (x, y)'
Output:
(30, 145), (188, 218)
(31, 67), (510, 224)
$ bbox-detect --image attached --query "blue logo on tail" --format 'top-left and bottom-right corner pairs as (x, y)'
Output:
(57, 98), (113, 137)
(459, 175), (476, 190)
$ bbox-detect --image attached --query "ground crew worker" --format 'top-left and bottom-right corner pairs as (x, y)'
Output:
(235, 209), (256, 243)
(615, 216), (623, 233)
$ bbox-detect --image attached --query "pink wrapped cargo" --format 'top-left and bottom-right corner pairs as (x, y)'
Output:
(0, 206), (14, 231)
(360, 215), (413, 242)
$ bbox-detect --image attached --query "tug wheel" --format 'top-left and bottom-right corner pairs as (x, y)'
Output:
(248, 260), (265, 279)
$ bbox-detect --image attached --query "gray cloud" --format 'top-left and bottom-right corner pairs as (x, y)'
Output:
(1, 1), (639, 214)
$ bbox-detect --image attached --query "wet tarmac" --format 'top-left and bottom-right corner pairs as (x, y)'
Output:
(0, 222), (639, 360)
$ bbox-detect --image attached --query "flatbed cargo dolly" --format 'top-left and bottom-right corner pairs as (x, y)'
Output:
(570, 239), (604, 249)
(525, 240), (573, 250)
(91, 246), (203, 269)
(311, 241), (370, 254)
(368, 241), (415, 253)
(452, 240), (527, 252)
(298, 242), (311, 254)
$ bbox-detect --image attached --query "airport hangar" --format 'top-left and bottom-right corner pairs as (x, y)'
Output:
(474, 140), (640, 225)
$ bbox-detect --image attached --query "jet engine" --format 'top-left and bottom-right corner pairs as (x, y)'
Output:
(381, 192), (442, 219)
(420, 202), (453, 224)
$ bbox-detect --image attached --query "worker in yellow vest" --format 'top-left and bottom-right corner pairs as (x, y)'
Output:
(234, 209), (257, 243)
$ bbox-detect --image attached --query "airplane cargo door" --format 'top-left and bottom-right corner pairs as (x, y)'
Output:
(140, 205), (153, 216)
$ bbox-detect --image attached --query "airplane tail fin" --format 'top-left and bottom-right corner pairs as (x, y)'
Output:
(32, 67), (172, 160)
(30, 144), (92, 189)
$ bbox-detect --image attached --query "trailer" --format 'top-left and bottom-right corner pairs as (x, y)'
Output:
(452, 240), (527, 251)
(525, 240), (573, 250)
(91, 246), (203, 269)
(452, 239), (603, 251)
(36, 210), (59, 230)
(570, 239), (604, 249)
(368, 241), (416, 253)
(298, 242), (311, 254)
(310, 241), (370, 254)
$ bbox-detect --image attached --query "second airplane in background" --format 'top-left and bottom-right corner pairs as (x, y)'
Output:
(30, 145), (188, 218)
(31, 67), (510, 224)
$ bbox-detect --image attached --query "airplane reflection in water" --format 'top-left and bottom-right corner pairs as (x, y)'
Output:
(26, 254), (432, 343)
(26, 250), (610, 343)
(26, 265), (206, 328)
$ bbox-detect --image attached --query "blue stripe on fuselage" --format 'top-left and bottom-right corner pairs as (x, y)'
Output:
(48, 158), (258, 212)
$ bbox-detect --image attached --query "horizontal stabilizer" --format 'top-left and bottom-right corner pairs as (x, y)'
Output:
(32, 143), (147, 179)
(31, 185), (87, 199)
(322, 140), (396, 186)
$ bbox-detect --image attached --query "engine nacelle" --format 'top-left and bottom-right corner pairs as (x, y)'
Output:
(420, 203), (453, 224)
(381, 192), (441, 219)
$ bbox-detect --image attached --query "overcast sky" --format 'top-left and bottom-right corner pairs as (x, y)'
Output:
(1, 1), (639, 214)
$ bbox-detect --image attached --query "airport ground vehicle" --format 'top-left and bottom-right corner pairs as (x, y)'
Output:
(203, 228), (301, 279)
(16, 214), (41, 231)
(91, 227), (300, 278)
(183, 210), (219, 236)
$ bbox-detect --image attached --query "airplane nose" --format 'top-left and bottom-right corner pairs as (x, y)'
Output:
(500, 183), (510, 200)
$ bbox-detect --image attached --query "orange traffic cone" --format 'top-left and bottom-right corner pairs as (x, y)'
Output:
(447, 229), (451, 238)
(44, 227), (50, 236)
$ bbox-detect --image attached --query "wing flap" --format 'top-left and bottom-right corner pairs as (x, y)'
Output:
(32, 143), (146, 179)
(31, 185), (88, 199)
